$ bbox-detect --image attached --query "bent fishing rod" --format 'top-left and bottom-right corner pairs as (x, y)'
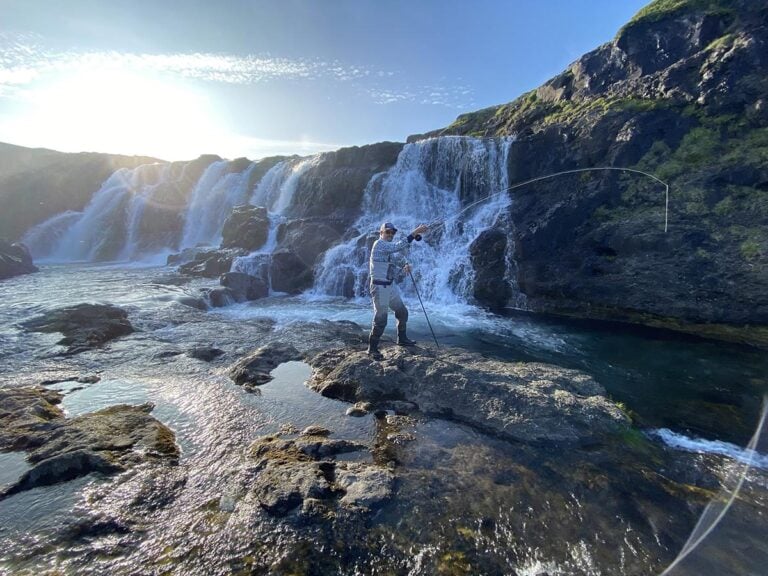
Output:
(420, 166), (669, 235)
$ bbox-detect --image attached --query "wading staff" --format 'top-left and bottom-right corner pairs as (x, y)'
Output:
(407, 267), (440, 349)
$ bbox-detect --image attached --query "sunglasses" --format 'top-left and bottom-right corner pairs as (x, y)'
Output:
(383, 230), (395, 235)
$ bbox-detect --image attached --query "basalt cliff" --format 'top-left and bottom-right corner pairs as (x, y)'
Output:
(418, 0), (768, 346)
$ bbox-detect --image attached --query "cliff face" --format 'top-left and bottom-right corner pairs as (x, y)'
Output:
(0, 143), (162, 242)
(421, 0), (768, 346)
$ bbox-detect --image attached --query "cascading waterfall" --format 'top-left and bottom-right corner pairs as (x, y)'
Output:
(23, 163), (169, 262)
(230, 155), (322, 288)
(21, 138), (516, 307)
(23, 158), (264, 263)
(312, 136), (515, 304)
(179, 161), (257, 250)
(118, 164), (173, 261)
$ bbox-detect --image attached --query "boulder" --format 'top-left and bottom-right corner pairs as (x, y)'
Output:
(207, 287), (238, 308)
(276, 219), (343, 268)
(177, 248), (246, 278)
(309, 346), (629, 446)
(187, 346), (225, 362)
(23, 303), (134, 354)
(0, 387), (178, 498)
(269, 249), (313, 294)
(227, 342), (302, 389)
(220, 271), (268, 301)
(0, 240), (38, 280)
(220, 205), (270, 251)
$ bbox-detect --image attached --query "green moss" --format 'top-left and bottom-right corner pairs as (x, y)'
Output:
(740, 239), (762, 261)
(437, 551), (472, 575)
(705, 31), (736, 52)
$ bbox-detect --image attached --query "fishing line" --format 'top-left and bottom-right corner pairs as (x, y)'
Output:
(424, 166), (670, 234)
(659, 395), (768, 574)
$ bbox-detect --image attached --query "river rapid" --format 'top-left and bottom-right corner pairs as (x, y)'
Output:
(1, 263), (767, 575)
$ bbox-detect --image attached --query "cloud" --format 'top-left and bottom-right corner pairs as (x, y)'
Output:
(0, 32), (474, 108)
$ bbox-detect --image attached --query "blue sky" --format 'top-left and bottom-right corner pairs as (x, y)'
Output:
(0, 0), (649, 161)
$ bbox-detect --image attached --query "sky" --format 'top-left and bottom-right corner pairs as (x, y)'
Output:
(0, 0), (649, 161)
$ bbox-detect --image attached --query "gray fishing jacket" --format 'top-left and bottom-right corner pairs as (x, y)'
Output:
(369, 234), (415, 284)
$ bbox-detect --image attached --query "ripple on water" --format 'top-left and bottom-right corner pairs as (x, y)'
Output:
(0, 451), (30, 487)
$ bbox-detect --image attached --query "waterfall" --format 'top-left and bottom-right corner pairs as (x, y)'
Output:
(249, 155), (320, 213)
(179, 161), (257, 249)
(24, 164), (171, 262)
(312, 136), (515, 304)
(24, 158), (262, 263)
(231, 156), (322, 291)
(22, 211), (82, 261)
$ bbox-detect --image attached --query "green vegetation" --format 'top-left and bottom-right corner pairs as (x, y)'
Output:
(623, 0), (735, 29)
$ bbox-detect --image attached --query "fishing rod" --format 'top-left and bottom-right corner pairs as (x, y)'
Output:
(421, 166), (670, 235)
(407, 267), (440, 349)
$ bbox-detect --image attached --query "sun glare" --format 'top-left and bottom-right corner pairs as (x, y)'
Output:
(8, 68), (222, 160)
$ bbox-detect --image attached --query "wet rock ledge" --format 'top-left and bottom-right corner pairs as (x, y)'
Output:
(242, 428), (392, 517)
(308, 345), (630, 446)
(23, 303), (134, 354)
(0, 386), (178, 499)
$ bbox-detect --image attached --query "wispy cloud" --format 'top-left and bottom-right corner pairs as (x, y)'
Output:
(0, 32), (475, 108)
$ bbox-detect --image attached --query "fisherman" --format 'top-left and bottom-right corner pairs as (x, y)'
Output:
(367, 221), (429, 360)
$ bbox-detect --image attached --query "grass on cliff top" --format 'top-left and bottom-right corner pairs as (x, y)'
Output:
(625, 0), (735, 28)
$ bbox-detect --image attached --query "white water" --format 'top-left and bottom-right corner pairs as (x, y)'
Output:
(180, 161), (256, 249)
(23, 159), (265, 263)
(652, 428), (768, 469)
(231, 155), (322, 289)
(20, 136), (523, 307)
(312, 136), (515, 302)
(24, 163), (170, 262)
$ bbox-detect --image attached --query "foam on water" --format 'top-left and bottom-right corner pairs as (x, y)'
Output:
(651, 428), (768, 469)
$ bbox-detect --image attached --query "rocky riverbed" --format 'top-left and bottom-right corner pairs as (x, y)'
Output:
(1, 264), (767, 575)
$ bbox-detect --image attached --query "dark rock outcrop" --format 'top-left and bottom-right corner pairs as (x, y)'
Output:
(187, 346), (225, 362)
(269, 250), (314, 294)
(23, 303), (134, 354)
(308, 346), (629, 446)
(285, 142), (403, 223)
(177, 248), (246, 278)
(220, 205), (270, 251)
(0, 387), (178, 498)
(268, 219), (345, 293)
(0, 240), (38, 280)
(227, 343), (303, 389)
(469, 228), (512, 310)
(220, 271), (268, 301)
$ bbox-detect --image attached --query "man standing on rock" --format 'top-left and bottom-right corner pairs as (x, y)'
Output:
(367, 221), (429, 360)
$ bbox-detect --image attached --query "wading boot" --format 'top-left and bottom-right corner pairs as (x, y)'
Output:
(397, 330), (417, 347)
(367, 333), (384, 361)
